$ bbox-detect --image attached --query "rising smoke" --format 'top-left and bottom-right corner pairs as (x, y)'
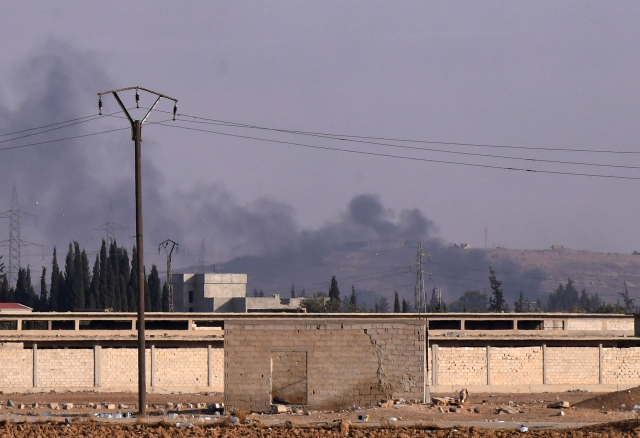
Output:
(0, 42), (544, 305)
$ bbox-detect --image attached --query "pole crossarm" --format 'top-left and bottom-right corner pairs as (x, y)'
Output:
(97, 86), (178, 102)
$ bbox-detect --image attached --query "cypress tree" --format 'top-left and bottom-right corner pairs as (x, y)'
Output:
(88, 253), (100, 310)
(15, 267), (29, 307)
(49, 247), (60, 311)
(99, 240), (110, 310)
(290, 284), (296, 298)
(347, 285), (357, 313)
(161, 281), (170, 312)
(328, 276), (340, 301)
(148, 265), (161, 311)
(488, 267), (506, 312)
(127, 246), (138, 312)
(118, 247), (130, 312)
(81, 249), (90, 309)
(394, 291), (400, 313)
(0, 273), (9, 302)
(39, 267), (47, 311)
(71, 242), (85, 311)
(144, 268), (151, 312)
(402, 298), (409, 313)
(61, 243), (74, 311)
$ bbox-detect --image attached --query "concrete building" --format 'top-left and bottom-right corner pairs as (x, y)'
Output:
(174, 273), (304, 313)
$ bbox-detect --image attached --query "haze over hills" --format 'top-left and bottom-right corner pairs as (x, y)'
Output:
(185, 243), (640, 310)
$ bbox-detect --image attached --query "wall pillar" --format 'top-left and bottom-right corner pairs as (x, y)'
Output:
(486, 345), (491, 386)
(207, 344), (213, 387)
(94, 345), (101, 388)
(150, 345), (156, 387)
(431, 344), (438, 386)
(32, 343), (37, 388)
(599, 343), (603, 384)
(542, 343), (547, 385)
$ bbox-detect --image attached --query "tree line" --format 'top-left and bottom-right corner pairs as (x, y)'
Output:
(297, 267), (637, 314)
(0, 240), (170, 312)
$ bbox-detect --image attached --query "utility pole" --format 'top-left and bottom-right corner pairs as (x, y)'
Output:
(97, 86), (177, 418)
(159, 239), (178, 312)
(412, 242), (431, 313)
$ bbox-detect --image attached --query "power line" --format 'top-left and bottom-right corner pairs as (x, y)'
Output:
(0, 114), (100, 138)
(163, 109), (640, 156)
(0, 118), (172, 153)
(171, 116), (640, 171)
(0, 127), (129, 152)
(155, 122), (640, 180)
(0, 114), (103, 144)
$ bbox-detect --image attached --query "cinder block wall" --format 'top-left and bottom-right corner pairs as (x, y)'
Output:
(545, 347), (599, 385)
(0, 346), (224, 392)
(0, 349), (32, 387)
(491, 347), (543, 385)
(566, 318), (634, 331)
(224, 319), (426, 412)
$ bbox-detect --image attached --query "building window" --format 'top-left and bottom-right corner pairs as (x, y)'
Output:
(189, 307), (194, 312)
(189, 291), (194, 304)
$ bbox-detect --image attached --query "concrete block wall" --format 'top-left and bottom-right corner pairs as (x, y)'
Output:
(566, 318), (633, 331)
(154, 348), (208, 387)
(602, 347), (640, 384)
(437, 347), (487, 386)
(0, 349), (32, 388)
(0, 346), (223, 392)
(224, 319), (425, 412)
(545, 347), (599, 385)
(491, 347), (543, 385)
(37, 349), (94, 388)
(102, 349), (152, 388)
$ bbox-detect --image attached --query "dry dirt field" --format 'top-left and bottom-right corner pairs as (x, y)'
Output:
(1, 389), (640, 436)
(1, 419), (640, 438)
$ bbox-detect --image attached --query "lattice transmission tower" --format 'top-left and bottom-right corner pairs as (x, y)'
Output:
(412, 242), (431, 313)
(0, 185), (40, 287)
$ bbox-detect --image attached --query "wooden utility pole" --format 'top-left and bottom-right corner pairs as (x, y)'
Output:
(97, 87), (177, 417)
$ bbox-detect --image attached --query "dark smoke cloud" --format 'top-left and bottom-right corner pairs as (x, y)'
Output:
(0, 42), (544, 306)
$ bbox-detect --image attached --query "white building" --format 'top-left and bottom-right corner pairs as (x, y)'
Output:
(173, 273), (304, 313)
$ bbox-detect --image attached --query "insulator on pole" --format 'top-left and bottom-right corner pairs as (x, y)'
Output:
(98, 97), (102, 115)
(173, 103), (177, 121)
(135, 88), (140, 108)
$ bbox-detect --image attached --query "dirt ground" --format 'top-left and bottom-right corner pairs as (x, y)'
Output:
(1, 419), (640, 438)
(0, 390), (638, 425)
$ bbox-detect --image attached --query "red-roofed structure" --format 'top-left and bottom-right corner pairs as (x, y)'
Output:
(0, 303), (32, 313)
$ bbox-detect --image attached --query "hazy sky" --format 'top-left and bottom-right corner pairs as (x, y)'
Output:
(1, 2), (640, 274)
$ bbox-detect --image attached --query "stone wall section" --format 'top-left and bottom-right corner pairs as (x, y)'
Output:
(491, 347), (543, 385)
(154, 348), (207, 387)
(546, 347), (599, 385)
(37, 349), (93, 388)
(602, 347), (640, 384)
(0, 349), (32, 388)
(437, 347), (487, 386)
(224, 320), (425, 412)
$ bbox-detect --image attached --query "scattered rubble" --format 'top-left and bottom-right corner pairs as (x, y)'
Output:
(548, 401), (570, 409)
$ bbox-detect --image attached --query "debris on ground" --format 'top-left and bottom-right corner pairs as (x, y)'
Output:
(547, 401), (570, 409)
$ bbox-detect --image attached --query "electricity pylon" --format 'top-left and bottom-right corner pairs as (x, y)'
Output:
(0, 185), (40, 287)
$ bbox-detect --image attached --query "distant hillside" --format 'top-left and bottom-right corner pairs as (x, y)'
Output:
(177, 242), (640, 309)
